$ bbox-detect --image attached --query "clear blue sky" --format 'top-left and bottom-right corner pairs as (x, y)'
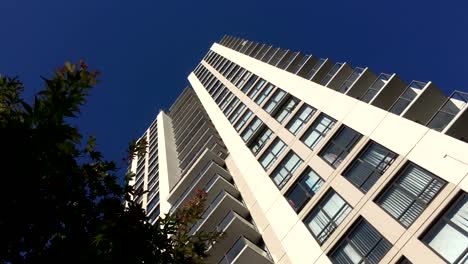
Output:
(1, 0), (467, 168)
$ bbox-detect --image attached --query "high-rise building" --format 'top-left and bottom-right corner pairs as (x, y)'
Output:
(130, 35), (468, 264)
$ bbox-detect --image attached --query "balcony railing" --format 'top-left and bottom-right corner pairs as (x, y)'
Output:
(338, 67), (365, 94)
(360, 73), (392, 103)
(169, 160), (217, 214)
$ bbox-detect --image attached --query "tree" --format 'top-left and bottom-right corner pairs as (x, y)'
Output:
(0, 62), (221, 263)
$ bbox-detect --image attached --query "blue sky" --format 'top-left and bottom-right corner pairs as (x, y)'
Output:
(1, 0), (467, 168)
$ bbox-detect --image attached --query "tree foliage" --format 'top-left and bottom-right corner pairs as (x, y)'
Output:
(0, 62), (220, 263)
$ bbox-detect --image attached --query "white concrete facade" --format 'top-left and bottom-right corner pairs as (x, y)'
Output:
(186, 38), (468, 264)
(132, 36), (468, 264)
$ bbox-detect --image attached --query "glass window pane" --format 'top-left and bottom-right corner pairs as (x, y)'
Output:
(263, 89), (287, 114)
(241, 118), (262, 142)
(286, 104), (316, 135)
(377, 163), (445, 227)
(422, 194), (468, 264)
(249, 127), (274, 155)
(259, 139), (286, 170)
(330, 219), (391, 264)
(270, 152), (303, 188)
(285, 168), (324, 212)
(275, 97), (300, 124)
(305, 190), (352, 245)
(301, 114), (336, 150)
(344, 142), (397, 193)
(255, 83), (274, 105)
(247, 79), (266, 99)
(320, 126), (362, 169)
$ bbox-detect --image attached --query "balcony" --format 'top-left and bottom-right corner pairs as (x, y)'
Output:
(255, 45), (271, 60)
(285, 53), (308, 74)
(400, 82), (446, 125)
(306, 58), (334, 83)
(168, 149), (224, 202)
(322, 63), (354, 90)
(427, 91), (468, 141)
(277, 51), (297, 70)
(296, 56), (318, 77)
(261, 47), (278, 63)
(389, 81), (427, 115)
(207, 211), (261, 263)
(189, 190), (248, 236)
(170, 167), (234, 214)
(360, 73), (407, 110)
(218, 236), (272, 264)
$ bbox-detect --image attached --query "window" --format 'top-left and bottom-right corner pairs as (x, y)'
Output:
(241, 75), (258, 93)
(224, 98), (240, 117)
(232, 68), (245, 85)
(263, 89), (287, 114)
(255, 83), (274, 105)
(377, 163), (446, 227)
(247, 79), (266, 99)
(285, 168), (324, 212)
(229, 103), (246, 124)
(234, 109), (253, 131)
(286, 104), (316, 135)
(343, 142), (397, 193)
(301, 114), (336, 150)
(259, 138), (286, 170)
(270, 152), (303, 188)
(214, 87), (228, 104)
(241, 117), (263, 142)
(304, 190), (352, 244)
(274, 97), (300, 124)
(219, 92), (234, 110)
(329, 218), (392, 264)
(248, 127), (274, 155)
(422, 193), (468, 264)
(320, 126), (362, 168)
(234, 71), (251, 88)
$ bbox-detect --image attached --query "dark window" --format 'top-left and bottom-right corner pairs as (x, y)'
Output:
(376, 163), (446, 227)
(320, 126), (362, 168)
(270, 152), (303, 188)
(241, 75), (259, 93)
(234, 109), (253, 131)
(259, 138), (287, 170)
(263, 89), (287, 114)
(286, 104), (316, 135)
(301, 114), (336, 150)
(329, 218), (392, 264)
(247, 79), (266, 99)
(422, 193), (468, 264)
(254, 83), (274, 105)
(285, 168), (324, 212)
(274, 96), (300, 124)
(248, 127), (274, 155)
(241, 117), (263, 142)
(343, 142), (397, 193)
(228, 103), (246, 124)
(304, 190), (352, 244)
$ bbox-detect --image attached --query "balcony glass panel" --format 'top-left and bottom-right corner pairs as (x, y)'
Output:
(427, 91), (468, 131)
(338, 67), (365, 94)
(389, 81), (426, 115)
(360, 73), (392, 103)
